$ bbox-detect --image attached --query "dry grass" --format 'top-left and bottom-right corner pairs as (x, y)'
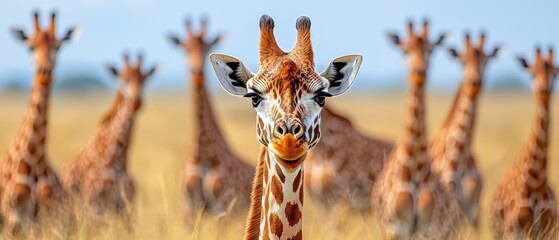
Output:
(0, 89), (558, 239)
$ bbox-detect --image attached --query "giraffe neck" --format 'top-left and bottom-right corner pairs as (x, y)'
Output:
(11, 73), (52, 171)
(245, 147), (304, 240)
(442, 82), (479, 146)
(522, 100), (550, 189)
(399, 74), (429, 168)
(99, 93), (124, 127)
(190, 71), (228, 165)
(103, 96), (137, 170)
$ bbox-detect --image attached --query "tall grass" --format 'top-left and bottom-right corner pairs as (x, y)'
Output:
(0, 91), (557, 239)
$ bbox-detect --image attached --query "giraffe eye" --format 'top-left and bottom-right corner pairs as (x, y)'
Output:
(243, 92), (263, 108)
(314, 92), (332, 107)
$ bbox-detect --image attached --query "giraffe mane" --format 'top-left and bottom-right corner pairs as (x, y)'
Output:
(100, 92), (123, 126)
(441, 83), (466, 128)
(244, 148), (266, 240)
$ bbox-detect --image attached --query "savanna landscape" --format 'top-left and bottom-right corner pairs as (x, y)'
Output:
(1, 1), (558, 239)
(1, 90), (557, 239)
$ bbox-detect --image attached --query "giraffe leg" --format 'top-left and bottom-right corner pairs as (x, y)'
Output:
(516, 206), (534, 237)
(203, 170), (225, 214)
(538, 207), (557, 239)
(416, 189), (435, 235)
(5, 184), (34, 236)
(184, 175), (204, 225)
(394, 191), (414, 237)
(461, 175), (481, 228)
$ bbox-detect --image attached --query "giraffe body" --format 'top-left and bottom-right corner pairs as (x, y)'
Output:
(60, 54), (156, 216)
(0, 11), (76, 235)
(490, 48), (558, 239)
(430, 33), (500, 228)
(371, 21), (460, 239)
(305, 106), (393, 211)
(211, 15), (362, 239)
(169, 18), (255, 219)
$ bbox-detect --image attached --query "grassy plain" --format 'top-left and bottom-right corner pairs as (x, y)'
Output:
(0, 89), (558, 239)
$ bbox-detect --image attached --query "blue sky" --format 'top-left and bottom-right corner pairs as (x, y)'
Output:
(1, 0), (557, 91)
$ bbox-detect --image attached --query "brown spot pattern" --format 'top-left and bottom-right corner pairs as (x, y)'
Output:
(285, 202), (302, 226)
(271, 175), (283, 204)
(287, 230), (303, 240)
(293, 170), (302, 193)
(276, 164), (286, 183)
(269, 213), (283, 237)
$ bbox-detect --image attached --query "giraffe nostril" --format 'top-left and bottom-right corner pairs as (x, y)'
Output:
(274, 123), (287, 138)
(291, 122), (304, 139)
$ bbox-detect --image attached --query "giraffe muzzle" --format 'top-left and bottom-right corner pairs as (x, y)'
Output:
(270, 120), (309, 166)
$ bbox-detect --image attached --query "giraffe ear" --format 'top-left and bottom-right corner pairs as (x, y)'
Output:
(168, 34), (181, 46)
(321, 54), (363, 96)
(387, 32), (401, 46)
(61, 26), (80, 42)
(433, 33), (448, 46)
(488, 46), (502, 58)
(10, 28), (28, 42)
(517, 57), (529, 69)
(448, 48), (460, 58)
(210, 53), (254, 96)
(106, 64), (119, 77)
(144, 65), (158, 79)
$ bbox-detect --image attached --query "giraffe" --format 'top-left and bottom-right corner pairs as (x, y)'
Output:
(305, 106), (393, 211)
(210, 15), (362, 240)
(371, 20), (461, 239)
(60, 54), (156, 217)
(0, 11), (76, 234)
(429, 33), (500, 228)
(490, 48), (558, 239)
(168, 18), (256, 220)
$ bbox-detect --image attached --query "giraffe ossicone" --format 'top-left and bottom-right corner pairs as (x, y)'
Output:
(210, 15), (362, 240)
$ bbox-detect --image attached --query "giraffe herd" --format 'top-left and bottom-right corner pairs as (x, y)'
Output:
(0, 10), (558, 240)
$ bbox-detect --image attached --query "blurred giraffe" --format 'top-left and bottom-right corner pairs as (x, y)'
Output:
(210, 15), (362, 240)
(305, 106), (393, 211)
(60, 54), (156, 217)
(430, 33), (500, 228)
(490, 48), (558, 239)
(371, 20), (461, 239)
(168, 18), (255, 221)
(0, 11), (76, 235)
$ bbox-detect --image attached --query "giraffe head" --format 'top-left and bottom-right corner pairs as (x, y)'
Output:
(210, 15), (362, 168)
(448, 33), (501, 96)
(388, 20), (446, 85)
(169, 17), (222, 78)
(107, 54), (157, 110)
(10, 11), (77, 79)
(518, 47), (558, 103)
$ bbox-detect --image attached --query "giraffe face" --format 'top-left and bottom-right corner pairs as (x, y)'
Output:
(247, 60), (328, 163)
(448, 33), (501, 96)
(388, 20), (446, 85)
(169, 18), (222, 75)
(11, 12), (77, 78)
(518, 48), (558, 103)
(107, 54), (157, 110)
(211, 15), (362, 168)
